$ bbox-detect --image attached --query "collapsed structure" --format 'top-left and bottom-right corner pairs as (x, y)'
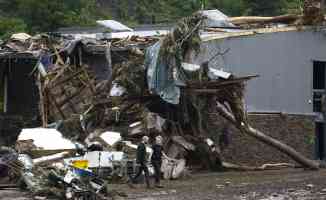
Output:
(0, 4), (326, 198)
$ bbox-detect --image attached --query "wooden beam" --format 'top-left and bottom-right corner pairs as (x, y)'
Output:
(185, 75), (259, 89)
(183, 88), (222, 94)
(48, 70), (84, 89)
(47, 90), (66, 119)
(57, 85), (87, 108)
(229, 14), (299, 25)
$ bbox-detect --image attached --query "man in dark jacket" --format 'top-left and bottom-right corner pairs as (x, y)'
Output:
(130, 136), (150, 188)
(151, 135), (167, 188)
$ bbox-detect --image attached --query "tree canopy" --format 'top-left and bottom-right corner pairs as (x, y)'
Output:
(0, 0), (108, 38)
(0, 0), (304, 39)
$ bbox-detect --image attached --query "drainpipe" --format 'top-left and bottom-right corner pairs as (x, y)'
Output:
(3, 74), (7, 113)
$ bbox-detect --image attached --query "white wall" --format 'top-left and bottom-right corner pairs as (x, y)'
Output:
(195, 29), (326, 114)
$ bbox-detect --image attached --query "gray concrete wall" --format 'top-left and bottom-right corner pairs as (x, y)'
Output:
(195, 29), (326, 114)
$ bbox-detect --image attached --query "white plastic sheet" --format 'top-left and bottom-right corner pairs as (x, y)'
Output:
(110, 82), (126, 96)
(181, 62), (201, 72)
(209, 68), (231, 79)
(10, 33), (31, 42)
(96, 20), (133, 32)
(83, 151), (125, 168)
(18, 128), (76, 150)
(100, 131), (122, 146)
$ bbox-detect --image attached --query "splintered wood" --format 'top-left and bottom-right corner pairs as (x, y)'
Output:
(40, 64), (96, 124)
(303, 0), (324, 25)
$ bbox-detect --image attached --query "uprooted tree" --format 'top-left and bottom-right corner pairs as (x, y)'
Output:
(109, 13), (320, 170)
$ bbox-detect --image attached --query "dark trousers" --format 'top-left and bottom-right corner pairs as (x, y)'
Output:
(151, 160), (162, 185)
(132, 163), (150, 187)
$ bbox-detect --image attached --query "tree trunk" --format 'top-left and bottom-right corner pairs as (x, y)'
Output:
(243, 126), (319, 170)
(229, 14), (299, 25)
(215, 103), (319, 170)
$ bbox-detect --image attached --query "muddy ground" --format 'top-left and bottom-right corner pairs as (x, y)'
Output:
(2, 169), (326, 200)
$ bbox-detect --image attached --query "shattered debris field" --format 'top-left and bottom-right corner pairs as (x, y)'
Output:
(3, 4), (326, 200)
(2, 169), (326, 200)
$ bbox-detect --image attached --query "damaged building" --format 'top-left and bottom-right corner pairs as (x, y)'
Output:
(0, 37), (40, 145)
(0, 9), (325, 167)
(196, 22), (326, 164)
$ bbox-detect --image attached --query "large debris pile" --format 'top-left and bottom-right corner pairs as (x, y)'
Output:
(35, 14), (259, 170)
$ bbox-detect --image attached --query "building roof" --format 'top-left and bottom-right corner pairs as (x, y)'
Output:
(200, 26), (323, 42)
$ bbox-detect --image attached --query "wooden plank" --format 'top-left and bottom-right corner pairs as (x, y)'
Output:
(58, 85), (87, 108)
(47, 90), (66, 119)
(185, 75), (259, 89)
(183, 88), (222, 94)
(229, 14), (299, 25)
(171, 136), (196, 151)
(37, 74), (47, 127)
(48, 70), (84, 89)
(201, 26), (312, 42)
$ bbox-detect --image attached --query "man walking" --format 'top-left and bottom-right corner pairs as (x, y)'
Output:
(151, 136), (166, 188)
(129, 136), (150, 188)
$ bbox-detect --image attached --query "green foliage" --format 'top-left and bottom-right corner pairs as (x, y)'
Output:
(16, 0), (108, 32)
(0, 0), (109, 38)
(0, 0), (306, 39)
(115, 0), (200, 24)
(116, 0), (302, 24)
(0, 17), (27, 39)
(206, 0), (249, 16)
(243, 0), (287, 16)
(282, 0), (304, 14)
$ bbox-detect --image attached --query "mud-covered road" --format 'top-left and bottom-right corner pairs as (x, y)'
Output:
(116, 169), (326, 200)
(2, 169), (326, 200)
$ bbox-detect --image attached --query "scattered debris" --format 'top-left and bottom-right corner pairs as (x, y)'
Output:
(1, 5), (325, 199)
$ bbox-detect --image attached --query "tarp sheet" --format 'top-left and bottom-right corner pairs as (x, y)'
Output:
(200, 9), (235, 28)
(146, 41), (180, 105)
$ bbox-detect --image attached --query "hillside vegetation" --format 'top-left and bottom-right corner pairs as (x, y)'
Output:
(0, 0), (303, 38)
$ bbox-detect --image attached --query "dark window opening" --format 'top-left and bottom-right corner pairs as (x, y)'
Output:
(313, 92), (322, 112)
(313, 61), (326, 90)
(316, 122), (325, 160)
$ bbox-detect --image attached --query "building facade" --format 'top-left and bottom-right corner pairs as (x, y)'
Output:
(194, 27), (326, 163)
